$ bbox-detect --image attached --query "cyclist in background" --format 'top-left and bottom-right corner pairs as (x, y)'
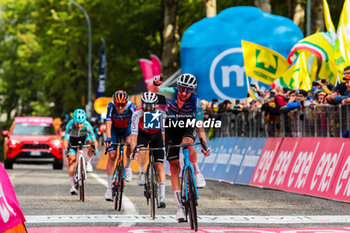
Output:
(150, 73), (210, 221)
(130, 91), (167, 208)
(63, 109), (98, 195)
(104, 90), (136, 201)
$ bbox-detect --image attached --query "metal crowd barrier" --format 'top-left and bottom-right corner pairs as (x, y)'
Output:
(210, 104), (350, 138)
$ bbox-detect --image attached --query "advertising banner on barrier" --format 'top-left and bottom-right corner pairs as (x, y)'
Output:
(225, 137), (246, 183)
(263, 137), (301, 189)
(329, 140), (350, 202)
(250, 138), (282, 186)
(235, 138), (267, 184)
(282, 138), (324, 193)
(304, 138), (346, 199)
(201, 138), (222, 179)
(211, 137), (238, 180)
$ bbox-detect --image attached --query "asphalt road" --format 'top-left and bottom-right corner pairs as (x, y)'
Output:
(5, 163), (350, 229)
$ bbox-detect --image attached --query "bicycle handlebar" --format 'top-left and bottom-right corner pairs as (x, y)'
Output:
(104, 142), (130, 154)
(68, 144), (93, 149)
(167, 138), (208, 151)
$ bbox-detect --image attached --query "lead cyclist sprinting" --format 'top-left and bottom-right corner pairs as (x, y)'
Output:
(149, 73), (210, 221)
(63, 109), (98, 195)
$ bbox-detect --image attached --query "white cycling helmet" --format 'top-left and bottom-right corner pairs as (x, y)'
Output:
(141, 91), (158, 103)
(141, 92), (158, 111)
(177, 73), (197, 89)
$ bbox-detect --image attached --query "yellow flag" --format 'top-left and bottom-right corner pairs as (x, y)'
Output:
(279, 64), (297, 90)
(323, 0), (335, 33)
(337, 0), (350, 63)
(297, 51), (312, 91)
(319, 61), (337, 84)
(242, 40), (290, 84)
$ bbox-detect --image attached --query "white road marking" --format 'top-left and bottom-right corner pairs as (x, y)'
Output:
(25, 215), (350, 224)
(89, 172), (138, 227)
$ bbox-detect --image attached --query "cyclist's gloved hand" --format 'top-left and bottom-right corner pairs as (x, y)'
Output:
(94, 148), (99, 155)
(202, 147), (211, 157)
(153, 74), (163, 86)
(64, 148), (69, 156)
(132, 144), (144, 160)
(104, 137), (112, 147)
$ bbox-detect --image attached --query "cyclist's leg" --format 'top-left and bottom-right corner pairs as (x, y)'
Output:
(106, 128), (119, 197)
(183, 127), (205, 188)
(67, 148), (77, 194)
(166, 127), (184, 218)
(136, 131), (148, 186)
(151, 131), (166, 206)
(124, 125), (132, 170)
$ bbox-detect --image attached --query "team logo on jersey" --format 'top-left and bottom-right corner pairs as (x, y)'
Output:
(143, 110), (161, 129)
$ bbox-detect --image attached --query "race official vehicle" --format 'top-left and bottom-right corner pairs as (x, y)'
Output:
(2, 117), (64, 169)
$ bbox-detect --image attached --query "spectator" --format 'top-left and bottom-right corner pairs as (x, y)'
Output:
(326, 66), (350, 104)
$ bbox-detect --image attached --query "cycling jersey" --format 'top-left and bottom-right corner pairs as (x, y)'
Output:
(131, 107), (166, 135)
(158, 87), (203, 121)
(106, 100), (136, 128)
(63, 120), (96, 142)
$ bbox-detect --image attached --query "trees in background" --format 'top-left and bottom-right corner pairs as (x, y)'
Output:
(0, 0), (343, 120)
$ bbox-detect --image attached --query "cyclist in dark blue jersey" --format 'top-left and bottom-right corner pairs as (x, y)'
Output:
(104, 90), (136, 201)
(150, 73), (210, 221)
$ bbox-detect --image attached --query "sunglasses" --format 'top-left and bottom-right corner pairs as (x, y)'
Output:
(142, 103), (155, 111)
(344, 72), (350, 76)
(177, 86), (193, 94)
(115, 103), (126, 108)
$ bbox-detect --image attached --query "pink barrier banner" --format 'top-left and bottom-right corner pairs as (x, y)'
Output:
(250, 138), (282, 186)
(0, 163), (26, 232)
(330, 140), (350, 202)
(282, 138), (323, 193)
(264, 137), (302, 189)
(304, 138), (346, 199)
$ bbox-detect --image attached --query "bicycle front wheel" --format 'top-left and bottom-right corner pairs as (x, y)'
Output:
(149, 164), (158, 219)
(186, 168), (198, 231)
(79, 156), (85, 202)
(114, 164), (124, 211)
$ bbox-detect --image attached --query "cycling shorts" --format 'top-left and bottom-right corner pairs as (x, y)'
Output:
(165, 124), (196, 161)
(137, 130), (164, 163)
(108, 126), (131, 152)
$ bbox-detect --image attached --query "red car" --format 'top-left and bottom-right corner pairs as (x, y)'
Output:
(2, 117), (64, 169)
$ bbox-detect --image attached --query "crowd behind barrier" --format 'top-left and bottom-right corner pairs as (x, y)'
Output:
(201, 78), (350, 139)
(209, 104), (350, 138)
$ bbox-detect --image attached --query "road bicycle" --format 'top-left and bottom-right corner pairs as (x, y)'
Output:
(168, 138), (208, 232)
(134, 145), (165, 219)
(67, 142), (94, 202)
(105, 137), (129, 211)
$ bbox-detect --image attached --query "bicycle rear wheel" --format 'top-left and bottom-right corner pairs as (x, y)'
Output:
(79, 156), (85, 202)
(114, 164), (124, 211)
(186, 168), (198, 231)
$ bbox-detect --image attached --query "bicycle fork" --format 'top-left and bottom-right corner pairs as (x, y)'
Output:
(183, 148), (199, 201)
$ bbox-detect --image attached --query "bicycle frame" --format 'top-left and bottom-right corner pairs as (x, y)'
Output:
(182, 147), (199, 201)
(77, 148), (87, 183)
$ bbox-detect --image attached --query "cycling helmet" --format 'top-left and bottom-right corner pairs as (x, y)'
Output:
(141, 92), (158, 111)
(113, 90), (129, 105)
(73, 109), (87, 124)
(177, 73), (197, 89)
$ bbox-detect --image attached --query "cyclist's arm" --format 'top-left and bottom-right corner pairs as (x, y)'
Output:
(105, 120), (112, 139)
(85, 121), (97, 142)
(63, 120), (74, 141)
(105, 102), (114, 138)
(194, 97), (208, 151)
(130, 111), (140, 152)
(149, 82), (176, 99)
